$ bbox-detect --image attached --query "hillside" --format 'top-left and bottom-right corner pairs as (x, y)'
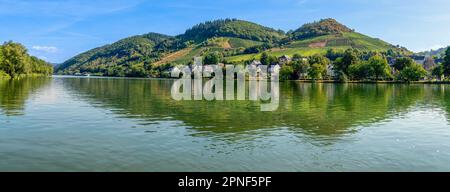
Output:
(178, 19), (285, 43)
(225, 19), (410, 63)
(417, 46), (448, 58)
(290, 18), (353, 40)
(56, 18), (411, 77)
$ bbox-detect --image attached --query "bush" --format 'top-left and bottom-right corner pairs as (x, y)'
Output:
(0, 70), (11, 79)
(280, 65), (294, 81)
(397, 64), (427, 82)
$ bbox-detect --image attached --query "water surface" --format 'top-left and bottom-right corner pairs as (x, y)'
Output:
(1, 76), (450, 171)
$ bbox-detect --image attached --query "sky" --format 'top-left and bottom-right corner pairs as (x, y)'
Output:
(1, 0), (450, 63)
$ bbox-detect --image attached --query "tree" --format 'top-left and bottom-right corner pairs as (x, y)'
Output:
(260, 52), (269, 65)
(325, 48), (343, 61)
(393, 57), (414, 71)
(1, 41), (28, 78)
(279, 65), (294, 80)
(292, 53), (302, 61)
(0, 45), (3, 70)
(308, 63), (325, 79)
(292, 59), (309, 79)
(307, 54), (329, 79)
(204, 51), (222, 64)
(334, 48), (359, 76)
(349, 62), (372, 80)
(398, 64), (427, 82)
(367, 55), (391, 80)
(443, 47), (450, 76)
(432, 64), (444, 80)
(260, 52), (277, 65)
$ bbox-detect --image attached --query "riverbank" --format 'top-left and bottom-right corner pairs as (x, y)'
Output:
(0, 73), (52, 80)
(293, 79), (450, 84)
(52, 74), (450, 84)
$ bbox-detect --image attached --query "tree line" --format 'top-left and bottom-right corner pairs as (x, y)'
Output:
(0, 41), (53, 79)
(275, 47), (450, 82)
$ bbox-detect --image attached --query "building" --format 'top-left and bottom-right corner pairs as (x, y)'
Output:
(250, 60), (262, 66)
(278, 55), (292, 65)
(410, 55), (426, 65)
(326, 64), (336, 78)
(423, 57), (436, 71)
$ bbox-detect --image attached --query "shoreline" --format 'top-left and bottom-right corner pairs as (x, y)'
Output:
(291, 79), (450, 84)
(50, 75), (450, 84)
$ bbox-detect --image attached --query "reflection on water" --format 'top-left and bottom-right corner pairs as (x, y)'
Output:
(61, 77), (441, 137)
(0, 78), (52, 116)
(1, 76), (450, 171)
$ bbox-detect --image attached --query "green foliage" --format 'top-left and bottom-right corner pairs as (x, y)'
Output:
(0, 41), (52, 78)
(334, 48), (359, 75)
(57, 32), (174, 77)
(290, 18), (353, 40)
(260, 52), (277, 65)
(349, 62), (373, 80)
(443, 47), (450, 76)
(432, 64), (444, 80)
(292, 53), (303, 60)
(348, 55), (391, 80)
(393, 57), (415, 71)
(307, 54), (329, 79)
(291, 59), (309, 79)
(204, 51), (222, 64)
(308, 63), (325, 79)
(243, 43), (272, 54)
(325, 49), (344, 61)
(368, 55), (391, 80)
(397, 63), (427, 82)
(180, 19), (285, 43)
(279, 65), (294, 81)
(57, 18), (412, 79)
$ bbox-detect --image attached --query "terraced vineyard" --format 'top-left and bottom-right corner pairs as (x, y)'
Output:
(57, 18), (411, 77)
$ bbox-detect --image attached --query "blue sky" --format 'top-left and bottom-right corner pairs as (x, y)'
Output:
(1, 0), (450, 63)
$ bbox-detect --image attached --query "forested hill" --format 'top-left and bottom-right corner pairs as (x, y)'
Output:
(417, 46), (448, 58)
(56, 18), (411, 77)
(289, 18), (353, 40)
(178, 19), (285, 43)
(0, 41), (53, 79)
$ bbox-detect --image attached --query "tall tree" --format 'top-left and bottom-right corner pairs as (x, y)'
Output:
(334, 48), (359, 75)
(367, 55), (391, 80)
(260, 52), (269, 65)
(1, 41), (28, 78)
(443, 47), (450, 76)
(307, 54), (329, 79)
(393, 57), (414, 71)
(398, 63), (427, 82)
(432, 64), (443, 80)
(292, 59), (309, 79)
(204, 51), (222, 64)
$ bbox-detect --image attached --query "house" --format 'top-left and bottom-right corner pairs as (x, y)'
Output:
(250, 60), (262, 66)
(423, 57), (436, 71)
(203, 65), (215, 76)
(410, 55), (426, 65)
(435, 58), (444, 64)
(269, 64), (281, 74)
(326, 64), (336, 78)
(278, 55), (292, 65)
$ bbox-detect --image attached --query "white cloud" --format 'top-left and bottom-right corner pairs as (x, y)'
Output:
(32, 45), (58, 53)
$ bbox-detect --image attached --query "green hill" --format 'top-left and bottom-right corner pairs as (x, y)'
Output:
(56, 18), (411, 77)
(417, 46), (448, 58)
(178, 19), (285, 43)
